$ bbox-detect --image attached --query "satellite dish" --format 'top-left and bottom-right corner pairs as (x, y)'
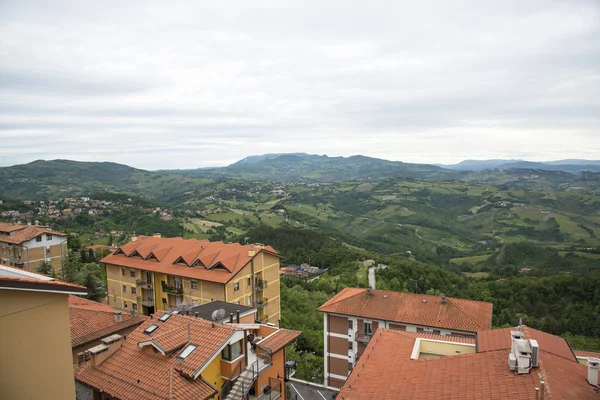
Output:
(211, 308), (226, 322)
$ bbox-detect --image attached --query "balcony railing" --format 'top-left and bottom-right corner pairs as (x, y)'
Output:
(137, 296), (154, 307)
(255, 278), (267, 291)
(136, 280), (153, 289)
(6, 257), (25, 265)
(356, 333), (373, 343)
(162, 284), (183, 295)
(256, 298), (268, 309)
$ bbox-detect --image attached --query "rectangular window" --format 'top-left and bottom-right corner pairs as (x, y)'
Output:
(177, 344), (197, 360)
(364, 322), (372, 336)
(131, 287), (137, 295)
(124, 301), (128, 309)
(159, 313), (171, 322)
(348, 320), (353, 330)
(123, 285), (126, 293)
(221, 341), (243, 361)
(191, 281), (198, 290)
(36, 236), (42, 242)
(233, 282), (239, 292)
(133, 303), (138, 311)
(46, 234), (52, 240)
(162, 298), (167, 304)
(348, 362), (353, 373)
(122, 267), (125, 276)
(130, 269), (135, 278)
(144, 324), (159, 334)
(247, 277), (251, 287)
(247, 295), (251, 306)
(348, 341), (353, 350)
(45, 247), (51, 256)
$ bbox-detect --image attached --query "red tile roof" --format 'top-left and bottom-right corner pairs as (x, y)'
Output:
(257, 329), (302, 355)
(390, 330), (476, 345)
(340, 327), (598, 400)
(0, 223), (67, 244)
(318, 288), (493, 333)
(575, 350), (600, 358)
(69, 296), (148, 347)
(0, 275), (87, 294)
(75, 312), (240, 400)
(101, 236), (279, 284)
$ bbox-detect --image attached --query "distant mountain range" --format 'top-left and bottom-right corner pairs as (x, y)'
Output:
(1, 154), (600, 201)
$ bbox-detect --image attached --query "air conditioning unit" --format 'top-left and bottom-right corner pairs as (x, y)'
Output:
(530, 340), (539, 368)
(508, 353), (517, 371)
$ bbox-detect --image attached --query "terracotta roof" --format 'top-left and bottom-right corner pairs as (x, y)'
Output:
(0, 276), (87, 294)
(390, 330), (476, 345)
(478, 326), (577, 362)
(257, 329), (302, 355)
(340, 327), (598, 400)
(0, 222), (29, 233)
(75, 312), (239, 400)
(575, 350), (600, 358)
(69, 296), (148, 347)
(101, 236), (279, 284)
(318, 288), (493, 333)
(0, 223), (67, 245)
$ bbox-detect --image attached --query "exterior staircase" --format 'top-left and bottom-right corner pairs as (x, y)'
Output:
(224, 361), (259, 400)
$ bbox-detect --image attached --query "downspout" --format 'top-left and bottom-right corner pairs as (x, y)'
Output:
(59, 238), (68, 275)
(22, 245), (30, 271)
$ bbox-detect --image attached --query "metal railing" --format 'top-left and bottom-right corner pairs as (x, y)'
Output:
(220, 360), (244, 398)
(257, 378), (282, 400)
(136, 280), (153, 289)
(356, 333), (372, 343)
(137, 296), (154, 307)
(256, 298), (268, 309)
(162, 284), (183, 295)
(220, 360), (260, 400)
(255, 278), (268, 290)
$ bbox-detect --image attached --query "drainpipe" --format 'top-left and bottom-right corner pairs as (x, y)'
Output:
(251, 258), (255, 307)
(22, 245), (30, 271)
(59, 238), (68, 275)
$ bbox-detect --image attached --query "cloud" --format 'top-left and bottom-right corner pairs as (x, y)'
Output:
(0, 0), (599, 170)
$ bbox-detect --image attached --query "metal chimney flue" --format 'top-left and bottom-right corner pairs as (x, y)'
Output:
(236, 310), (240, 323)
(230, 313), (234, 324)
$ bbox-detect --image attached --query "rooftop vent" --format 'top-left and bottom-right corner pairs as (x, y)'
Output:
(366, 287), (372, 297)
(588, 357), (599, 387)
(530, 339), (539, 368)
(441, 295), (447, 304)
(113, 310), (122, 323)
(422, 299), (427, 303)
(383, 295), (388, 299)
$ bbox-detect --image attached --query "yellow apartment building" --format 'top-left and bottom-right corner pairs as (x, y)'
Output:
(101, 236), (282, 325)
(0, 222), (68, 274)
(0, 265), (88, 400)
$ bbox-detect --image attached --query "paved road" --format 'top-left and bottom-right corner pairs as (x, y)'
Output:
(288, 380), (338, 400)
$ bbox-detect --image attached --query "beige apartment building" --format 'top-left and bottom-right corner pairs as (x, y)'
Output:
(0, 264), (87, 400)
(0, 222), (68, 274)
(101, 235), (282, 325)
(318, 287), (494, 388)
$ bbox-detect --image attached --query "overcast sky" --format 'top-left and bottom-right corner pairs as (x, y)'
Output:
(1, 0), (599, 170)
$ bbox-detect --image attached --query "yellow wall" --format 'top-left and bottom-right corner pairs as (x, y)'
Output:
(418, 340), (476, 357)
(0, 289), (76, 399)
(201, 354), (226, 398)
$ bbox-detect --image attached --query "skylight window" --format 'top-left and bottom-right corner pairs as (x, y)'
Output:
(144, 324), (159, 334)
(177, 344), (197, 360)
(159, 313), (171, 322)
(171, 310), (180, 315)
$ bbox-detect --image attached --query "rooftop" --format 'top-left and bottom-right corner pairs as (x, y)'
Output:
(75, 311), (241, 400)
(184, 300), (256, 322)
(101, 236), (279, 284)
(339, 326), (599, 400)
(318, 288), (493, 333)
(0, 222), (67, 245)
(0, 265), (87, 295)
(69, 296), (148, 347)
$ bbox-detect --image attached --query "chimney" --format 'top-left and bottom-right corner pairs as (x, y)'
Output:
(248, 246), (255, 257)
(77, 352), (86, 365)
(88, 334), (123, 367)
(441, 295), (447, 304)
(588, 357), (600, 387)
(230, 313), (234, 324)
(113, 310), (123, 323)
(195, 312), (199, 318)
(131, 234), (138, 242)
(236, 310), (240, 323)
(153, 233), (161, 238)
(366, 287), (372, 297)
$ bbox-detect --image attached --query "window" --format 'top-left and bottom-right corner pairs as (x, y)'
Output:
(133, 303), (138, 311)
(177, 344), (197, 360)
(233, 282), (239, 292)
(123, 285), (127, 293)
(159, 313), (171, 322)
(364, 322), (372, 336)
(36, 236), (42, 242)
(348, 341), (353, 350)
(130, 269), (135, 278)
(247, 295), (251, 306)
(348, 362), (353, 373)
(247, 277), (251, 287)
(221, 341), (242, 361)
(122, 267), (125, 276)
(191, 281), (198, 290)
(162, 298), (167, 304)
(46, 234), (52, 240)
(348, 320), (353, 330)
(124, 302), (128, 309)
(131, 287), (137, 295)
(144, 324), (159, 334)
(45, 247), (51, 256)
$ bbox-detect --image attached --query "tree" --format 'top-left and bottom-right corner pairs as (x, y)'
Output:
(80, 271), (106, 302)
(37, 261), (53, 276)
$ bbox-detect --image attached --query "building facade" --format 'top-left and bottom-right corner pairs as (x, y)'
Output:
(0, 222), (68, 273)
(101, 236), (282, 325)
(0, 265), (87, 400)
(317, 288), (494, 388)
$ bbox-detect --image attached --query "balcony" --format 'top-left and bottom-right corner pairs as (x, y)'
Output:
(356, 333), (373, 343)
(255, 278), (267, 291)
(162, 284), (183, 295)
(137, 296), (154, 307)
(136, 280), (153, 289)
(6, 257), (24, 265)
(256, 298), (268, 310)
